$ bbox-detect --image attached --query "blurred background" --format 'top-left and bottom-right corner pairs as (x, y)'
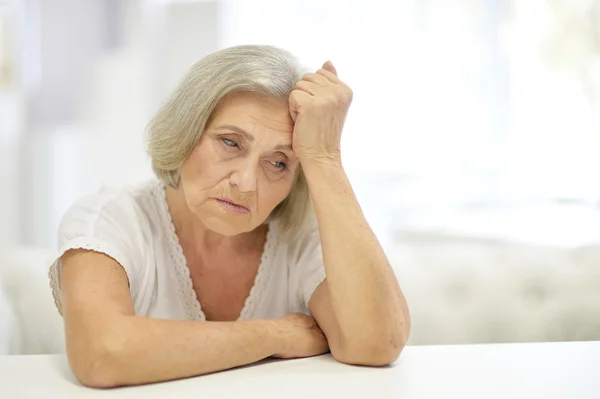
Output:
(0, 0), (599, 352)
(1, 0), (600, 250)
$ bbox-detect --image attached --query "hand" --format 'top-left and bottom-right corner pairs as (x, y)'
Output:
(289, 61), (353, 166)
(271, 313), (329, 359)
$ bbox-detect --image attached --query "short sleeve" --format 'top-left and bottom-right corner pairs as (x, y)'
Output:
(289, 223), (327, 314)
(48, 188), (146, 316)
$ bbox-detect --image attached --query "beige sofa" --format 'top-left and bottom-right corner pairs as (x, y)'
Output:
(0, 248), (65, 355)
(391, 231), (600, 345)
(1, 234), (599, 355)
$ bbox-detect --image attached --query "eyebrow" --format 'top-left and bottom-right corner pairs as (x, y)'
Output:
(214, 124), (293, 151)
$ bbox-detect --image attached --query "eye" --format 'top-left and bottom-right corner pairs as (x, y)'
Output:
(221, 138), (238, 148)
(272, 161), (288, 171)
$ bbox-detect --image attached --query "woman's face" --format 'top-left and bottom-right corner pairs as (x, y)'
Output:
(179, 91), (300, 236)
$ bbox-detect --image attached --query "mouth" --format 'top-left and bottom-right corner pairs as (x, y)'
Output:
(214, 197), (251, 214)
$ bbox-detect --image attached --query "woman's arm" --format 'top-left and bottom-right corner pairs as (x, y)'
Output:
(288, 62), (410, 366)
(60, 250), (328, 388)
(304, 162), (410, 366)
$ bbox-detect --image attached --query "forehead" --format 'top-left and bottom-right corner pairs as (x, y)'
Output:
(208, 92), (294, 135)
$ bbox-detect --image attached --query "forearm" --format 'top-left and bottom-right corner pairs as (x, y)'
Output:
(303, 162), (410, 349)
(73, 316), (282, 387)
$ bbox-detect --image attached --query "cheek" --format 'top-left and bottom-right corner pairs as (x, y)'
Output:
(258, 174), (295, 209)
(179, 144), (231, 209)
(181, 142), (225, 185)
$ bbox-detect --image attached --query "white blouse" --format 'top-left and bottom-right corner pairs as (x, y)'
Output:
(48, 180), (327, 321)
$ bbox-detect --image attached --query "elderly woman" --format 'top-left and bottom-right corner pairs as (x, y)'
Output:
(48, 45), (410, 388)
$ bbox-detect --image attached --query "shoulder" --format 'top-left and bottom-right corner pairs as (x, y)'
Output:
(58, 180), (161, 239)
(54, 179), (165, 276)
(55, 180), (167, 259)
(50, 180), (164, 316)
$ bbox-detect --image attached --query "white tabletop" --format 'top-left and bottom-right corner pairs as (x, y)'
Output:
(1, 341), (598, 399)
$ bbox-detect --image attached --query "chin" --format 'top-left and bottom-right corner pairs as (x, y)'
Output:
(200, 215), (256, 236)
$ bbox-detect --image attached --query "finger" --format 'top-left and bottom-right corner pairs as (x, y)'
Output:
(316, 66), (341, 83)
(301, 72), (330, 87)
(288, 89), (312, 122)
(322, 60), (337, 76)
(294, 80), (320, 96)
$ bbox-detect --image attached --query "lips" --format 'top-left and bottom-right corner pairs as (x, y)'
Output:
(214, 197), (250, 213)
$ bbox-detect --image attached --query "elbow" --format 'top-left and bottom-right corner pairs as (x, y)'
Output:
(68, 335), (127, 388)
(334, 334), (407, 367)
(74, 353), (121, 389)
(334, 317), (410, 366)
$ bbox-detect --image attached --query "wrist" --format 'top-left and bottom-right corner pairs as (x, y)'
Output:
(301, 160), (348, 191)
(300, 157), (344, 178)
(297, 148), (342, 169)
(264, 318), (290, 356)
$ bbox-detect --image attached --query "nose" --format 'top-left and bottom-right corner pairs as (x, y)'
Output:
(229, 160), (258, 193)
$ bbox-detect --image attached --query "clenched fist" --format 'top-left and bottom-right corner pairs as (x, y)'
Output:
(289, 61), (353, 167)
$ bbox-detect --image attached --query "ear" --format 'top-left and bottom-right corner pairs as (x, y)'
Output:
(322, 61), (338, 77)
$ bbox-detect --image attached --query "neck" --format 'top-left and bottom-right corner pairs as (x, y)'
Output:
(164, 184), (266, 254)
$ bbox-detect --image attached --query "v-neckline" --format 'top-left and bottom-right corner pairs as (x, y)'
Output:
(155, 181), (276, 321)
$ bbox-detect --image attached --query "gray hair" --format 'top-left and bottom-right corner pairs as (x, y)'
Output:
(146, 45), (314, 240)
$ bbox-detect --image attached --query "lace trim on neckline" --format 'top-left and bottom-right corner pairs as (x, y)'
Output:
(153, 181), (276, 321)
